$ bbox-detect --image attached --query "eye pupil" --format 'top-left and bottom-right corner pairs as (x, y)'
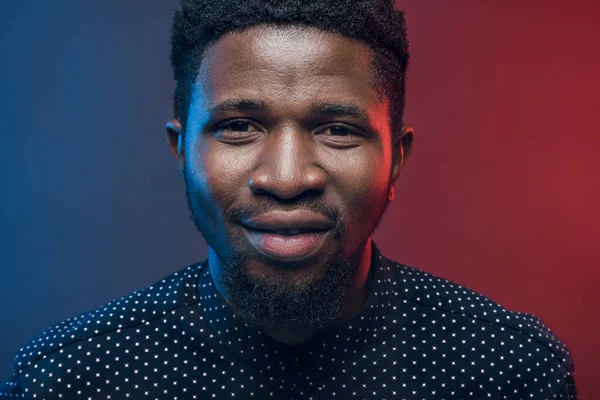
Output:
(230, 121), (249, 131)
(330, 126), (349, 136)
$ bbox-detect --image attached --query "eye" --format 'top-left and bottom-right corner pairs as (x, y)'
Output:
(222, 120), (256, 132)
(213, 120), (260, 141)
(324, 124), (362, 137)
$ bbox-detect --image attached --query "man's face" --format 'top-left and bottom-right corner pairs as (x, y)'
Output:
(168, 25), (409, 328)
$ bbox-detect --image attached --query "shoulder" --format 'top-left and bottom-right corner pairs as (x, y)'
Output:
(12, 261), (205, 373)
(383, 257), (577, 396)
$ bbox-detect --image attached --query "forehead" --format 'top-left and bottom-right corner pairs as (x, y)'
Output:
(193, 25), (382, 111)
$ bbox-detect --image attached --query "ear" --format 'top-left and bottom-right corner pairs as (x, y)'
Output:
(390, 124), (415, 186)
(165, 119), (185, 178)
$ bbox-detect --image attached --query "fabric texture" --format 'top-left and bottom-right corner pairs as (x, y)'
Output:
(1, 242), (577, 399)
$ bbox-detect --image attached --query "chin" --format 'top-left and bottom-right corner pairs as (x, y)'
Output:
(245, 256), (328, 285)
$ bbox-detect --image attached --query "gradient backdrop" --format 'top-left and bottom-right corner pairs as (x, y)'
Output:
(1, 0), (598, 398)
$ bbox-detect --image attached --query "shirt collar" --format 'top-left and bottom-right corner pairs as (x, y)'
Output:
(197, 241), (394, 382)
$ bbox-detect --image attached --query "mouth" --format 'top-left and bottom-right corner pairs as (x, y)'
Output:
(242, 225), (331, 262)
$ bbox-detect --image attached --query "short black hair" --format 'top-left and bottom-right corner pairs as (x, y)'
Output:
(170, 0), (409, 140)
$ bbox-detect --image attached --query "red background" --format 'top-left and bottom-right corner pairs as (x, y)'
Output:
(375, 1), (600, 397)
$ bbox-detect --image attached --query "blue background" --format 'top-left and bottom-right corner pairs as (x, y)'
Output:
(0, 0), (205, 379)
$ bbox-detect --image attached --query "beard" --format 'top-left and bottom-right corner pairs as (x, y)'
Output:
(215, 243), (362, 329)
(183, 170), (393, 329)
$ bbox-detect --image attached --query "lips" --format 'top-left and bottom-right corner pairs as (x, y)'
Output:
(241, 209), (331, 232)
(248, 227), (328, 235)
(241, 210), (332, 261)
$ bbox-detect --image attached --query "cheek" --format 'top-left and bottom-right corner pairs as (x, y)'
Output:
(186, 136), (251, 210)
(326, 149), (391, 222)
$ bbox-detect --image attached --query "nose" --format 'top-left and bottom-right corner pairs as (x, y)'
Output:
(248, 126), (326, 200)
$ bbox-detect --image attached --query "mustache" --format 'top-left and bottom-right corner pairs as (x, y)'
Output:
(227, 197), (341, 227)
(182, 168), (345, 237)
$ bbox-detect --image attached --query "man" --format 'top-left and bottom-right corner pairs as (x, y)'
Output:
(1, 0), (577, 398)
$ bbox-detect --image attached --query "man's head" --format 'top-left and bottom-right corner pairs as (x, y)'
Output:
(166, 0), (415, 329)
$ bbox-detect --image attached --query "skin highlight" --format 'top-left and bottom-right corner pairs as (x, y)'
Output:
(166, 25), (414, 345)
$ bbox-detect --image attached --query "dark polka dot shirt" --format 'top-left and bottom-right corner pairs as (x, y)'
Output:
(1, 243), (577, 399)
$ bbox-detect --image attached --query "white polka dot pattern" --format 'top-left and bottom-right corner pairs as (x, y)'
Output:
(1, 243), (577, 399)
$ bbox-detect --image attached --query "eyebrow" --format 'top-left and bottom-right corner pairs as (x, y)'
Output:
(310, 102), (369, 121)
(206, 99), (369, 122)
(207, 99), (267, 117)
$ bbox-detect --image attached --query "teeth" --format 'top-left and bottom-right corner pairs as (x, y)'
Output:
(273, 228), (303, 235)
